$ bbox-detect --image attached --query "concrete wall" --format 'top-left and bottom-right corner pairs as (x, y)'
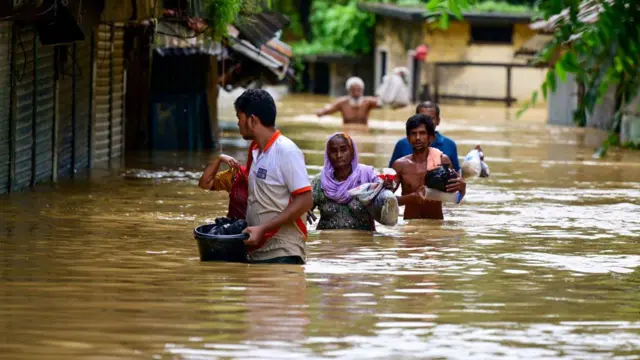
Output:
(373, 18), (546, 105)
(548, 73), (579, 127)
(374, 17), (424, 89)
(621, 92), (640, 145)
(547, 75), (630, 135)
(586, 85), (617, 130)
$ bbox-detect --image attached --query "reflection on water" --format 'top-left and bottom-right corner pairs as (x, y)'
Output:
(2, 94), (640, 359)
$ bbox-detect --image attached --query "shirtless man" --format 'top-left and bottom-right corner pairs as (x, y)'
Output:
(316, 77), (380, 125)
(393, 114), (466, 220)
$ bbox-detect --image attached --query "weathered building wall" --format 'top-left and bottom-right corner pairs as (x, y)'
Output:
(422, 21), (545, 104)
(548, 73), (579, 127)
(374, 17), (546, 104)
(101, 0), (162, 22)
(374, 17), (423, 88)
(620, 91), (640, 146)
(0, 0), (135, 194)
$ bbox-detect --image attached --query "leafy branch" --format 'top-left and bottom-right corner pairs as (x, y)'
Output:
(203, 0), (266, 39)
(428, 0), (640, 156)
(291, 0), (376, 56)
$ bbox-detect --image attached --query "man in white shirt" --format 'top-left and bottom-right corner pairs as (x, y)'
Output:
(235, 89), (313, 264)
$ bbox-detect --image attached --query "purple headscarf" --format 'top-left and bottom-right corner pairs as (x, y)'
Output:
(321, 133), (377, 204)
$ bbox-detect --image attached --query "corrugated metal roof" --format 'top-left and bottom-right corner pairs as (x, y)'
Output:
(530, 0), (611, 33)
(233, 10), (290, 48)
(226, 25), (291, 81)
(154, 19), (224, 57)
(227, 37), (282, 70)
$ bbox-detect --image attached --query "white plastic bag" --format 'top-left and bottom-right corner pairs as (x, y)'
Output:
(348, 183), (399, 226)
(375, 68), (410, 108)
(461, 149), (490, 178)
(419, 187), (463, 204)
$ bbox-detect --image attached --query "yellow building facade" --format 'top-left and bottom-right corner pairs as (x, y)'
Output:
(365, 3), (547, 106)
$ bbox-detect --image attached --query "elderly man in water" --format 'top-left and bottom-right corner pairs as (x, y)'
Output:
(316, 77), (381, 125)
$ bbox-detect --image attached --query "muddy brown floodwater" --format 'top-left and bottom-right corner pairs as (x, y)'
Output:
(2, 94), (640, 359)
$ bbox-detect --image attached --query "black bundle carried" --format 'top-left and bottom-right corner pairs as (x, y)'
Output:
(209, 218), (248, 236)
(194, 217), (249, 263)
(425, 164), (458, 193)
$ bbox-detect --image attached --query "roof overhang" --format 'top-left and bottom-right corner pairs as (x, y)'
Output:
(529, 0), (610, 33)
(226, 25), (291, 82)
(300, 53), (364, 64)
(154, 19), (224, 57)
(357, 2), (533, 25)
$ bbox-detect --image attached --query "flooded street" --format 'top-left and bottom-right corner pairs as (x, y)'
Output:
(2, 94), (640, 359)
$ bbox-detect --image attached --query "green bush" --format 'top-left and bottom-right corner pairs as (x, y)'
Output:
(292, 1), (375, 56)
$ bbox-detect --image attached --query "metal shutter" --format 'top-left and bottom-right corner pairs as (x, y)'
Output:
(0, 22), (11, 194)
(34, 40), (55, 184)
(57, 45), (74, 179)
(11, 26), (35, 191)
(75, 37), (93, 171)
(110, 26), (125, 162)
(93, 24), (112, 167)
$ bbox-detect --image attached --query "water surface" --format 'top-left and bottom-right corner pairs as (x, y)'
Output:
(1, 95), (640, 359)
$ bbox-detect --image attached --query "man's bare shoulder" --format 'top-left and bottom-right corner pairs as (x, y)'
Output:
(334, 97), (350, 106)
(364, 96), (381, 107)
(392, 155), (413, 173)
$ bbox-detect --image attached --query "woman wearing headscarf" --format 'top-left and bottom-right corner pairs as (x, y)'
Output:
(310, 133), (380, 231)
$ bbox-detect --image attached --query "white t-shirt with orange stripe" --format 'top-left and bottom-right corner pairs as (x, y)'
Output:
(246, 131), (311, 261)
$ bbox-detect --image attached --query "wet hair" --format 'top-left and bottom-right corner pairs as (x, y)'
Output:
(415, 101), (440, 116)
(234, 89), (277, 127)
(406, 114), (436, 137)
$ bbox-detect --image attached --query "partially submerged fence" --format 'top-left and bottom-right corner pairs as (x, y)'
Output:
(433, 61), (544, 107)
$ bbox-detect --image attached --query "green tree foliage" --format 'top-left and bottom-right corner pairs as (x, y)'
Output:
(204, 0), (265, 39)
(428, 0), (640, 155)
(395, 0), (536, 13)
(292, 1), (376, 56)
(269, 0), (305, 38)
(287, 0), (536, 55)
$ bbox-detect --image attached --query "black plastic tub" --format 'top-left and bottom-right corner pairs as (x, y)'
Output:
(193, 224), (249, 262)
